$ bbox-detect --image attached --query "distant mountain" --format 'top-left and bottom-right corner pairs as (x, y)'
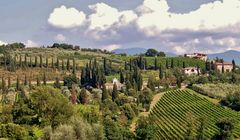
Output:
(208, 50), (240, 64)
(112, 48), (176, 56)
(112, 48), (147, 55)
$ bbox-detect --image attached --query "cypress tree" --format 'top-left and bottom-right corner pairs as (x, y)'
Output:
(103, 58), (107, 75)
(72, 59), (76, 74)
(159, 65), (163, 80)
(177, 76), (181, 88)
(46, 57), (48, 68)
(124, 61), (127, 71)
(144, 59), (148, 70)
(126, 80), (132, 91)
(8, 77), (11, 89)
(40, 54), (43, 68)
(137, 74), (143, 91)
(79, 88), (88, 104)
(43, 72), (47, 85)
(37, 76), (40, 86)
(102, 84), (108, 101)
(232, 59), (236, 72)
(24, 75), (28, 86)
(211, 61), (215, 71)
(85, 63), (91, 83)
(71, 83), (77, 104)
(222, 63), (224, 73)
(80, 68), (86, 86)
(67, 58), (70, 71)
(54, 77), (61, 88)
(112, 82), (118, 101)
(166, 59), (169, 69)
(51, 57), (54, 69)
(183, 61), (186, 68)
(154, 57), (158, 70)
(29, 78), (32, 89)
(24, 54), (27, 67)
(171, 58), (174, 69)
(20, 55), (22, 68)
(2, 77), (6, 93)
(16, 76), (20, 90)
(130, 59), (132, 71)
(35, 56), (37, 67)
(120, 70), (124, 84)
(29, 56), (32, 68)
(61, 59), (64, 70)
(91, 66), (97, 88)
(4, 55), (7, 69)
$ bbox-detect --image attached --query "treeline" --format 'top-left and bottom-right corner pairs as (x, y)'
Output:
(0, 54), (79, 72)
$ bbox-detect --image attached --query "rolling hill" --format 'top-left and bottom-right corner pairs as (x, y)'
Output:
(208, 50), (240, 64)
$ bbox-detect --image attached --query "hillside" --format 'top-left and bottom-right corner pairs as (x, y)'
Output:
(150, 89), (240, 139)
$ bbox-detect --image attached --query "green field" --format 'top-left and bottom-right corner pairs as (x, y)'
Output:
(150, 89), (240, 140)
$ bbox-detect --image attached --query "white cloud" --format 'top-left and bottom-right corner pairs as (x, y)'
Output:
(47, 0), (240, 53)
(102, 44), (121, 51)
(25, 40), (39, 48)
(48, 5), (86, 28)
(87, 3), (137, 31)
(136, 0), (240, 36)
(54, 34), (66, 42)
(0, 40), (7, 46)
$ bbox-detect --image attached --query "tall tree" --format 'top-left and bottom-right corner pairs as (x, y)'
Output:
(112, 83), (118, 101)
(171, 58), (174, 69)
(2, 77), (6, 93)
(54, 77), (61, 88)
(232, 59), (236, 72)
(72, 59), (76, 74)
(43, 72), (47, 85)
(24, 54), (27, 67)
(154, 57), (158, 70)
(7, 77), (11, 89)
(183, 61), (186, 68)
(71, 83), (77, 104)
(166, 59), (169, 69)
(24, 75), (28, 86)
(159, 65), (163, 80)
(79, 88), (88, 104)
(120, 70), (124, 84)
(67, 58), (70, 71)
(16, 76), (20, 90)
(46, 57), (48, 68)
(40, 54), (43, 68)
(102, 84), (108, 101)
(35, 56), (37, 67)
(222, 63), (225, 73)
(37, 76), (40, 86)
(51, 57), (54, 68)
(61, 59), (64, 71)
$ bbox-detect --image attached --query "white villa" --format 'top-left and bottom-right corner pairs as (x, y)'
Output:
(184, 67), (201, 76)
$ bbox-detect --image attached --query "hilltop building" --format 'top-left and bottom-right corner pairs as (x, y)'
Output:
(184, 53), (208, 61)
(214, 62), (233, 73)
(184, 67), (201, 76)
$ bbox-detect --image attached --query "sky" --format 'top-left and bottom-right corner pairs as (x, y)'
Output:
(0, 0), (240, 54)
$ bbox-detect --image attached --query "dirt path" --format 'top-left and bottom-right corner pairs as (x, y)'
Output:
(130, 91), (165, 132)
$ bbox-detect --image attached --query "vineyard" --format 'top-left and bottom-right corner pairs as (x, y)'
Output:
(150, 89), (240, 140)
